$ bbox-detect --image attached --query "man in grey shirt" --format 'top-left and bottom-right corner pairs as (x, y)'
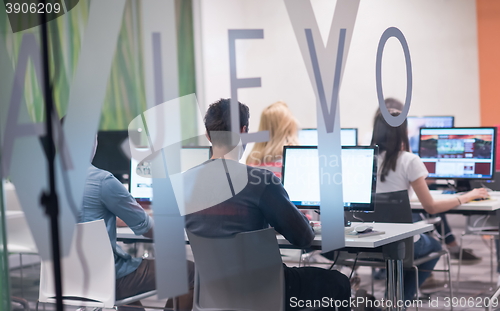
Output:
(81, 139), (194, 311)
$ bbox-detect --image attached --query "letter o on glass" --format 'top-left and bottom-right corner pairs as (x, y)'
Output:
(376, 27), (412, 127)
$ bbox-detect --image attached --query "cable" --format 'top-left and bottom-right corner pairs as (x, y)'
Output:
(349, 252), (359, 280)
(328, 251), (341, 270)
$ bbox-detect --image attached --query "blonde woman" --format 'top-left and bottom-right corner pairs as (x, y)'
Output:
(246, 101), (299, 177)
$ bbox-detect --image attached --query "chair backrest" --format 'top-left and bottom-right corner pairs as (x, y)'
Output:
(39, 219), (116, 308)
(345, 190), (413, 224)
(187, 228), (284, 311)
(6, 211), (37, 253)
(344, 190), (415, 267)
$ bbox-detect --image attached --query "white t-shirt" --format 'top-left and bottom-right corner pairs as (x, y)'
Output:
(376, 151), (428, 197)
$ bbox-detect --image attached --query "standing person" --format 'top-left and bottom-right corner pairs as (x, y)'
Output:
(185, 98), (351, 310)
(246, 101), (299, 178)
(81, 136), (194, 311)
(370, 106), (488, 301)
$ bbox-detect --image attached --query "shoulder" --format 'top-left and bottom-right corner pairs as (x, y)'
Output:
(398, 151), (422, 165)
(87, 165), (114, 181)
(87, 165), (123, 189)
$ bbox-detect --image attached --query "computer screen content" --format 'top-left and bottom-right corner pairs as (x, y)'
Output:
(298, 128), (358, 146)
(130, 147), (211, 202)
(407, 116), (454, 154)
(281, 146), (377, 211)
(419, 127), (496, 179)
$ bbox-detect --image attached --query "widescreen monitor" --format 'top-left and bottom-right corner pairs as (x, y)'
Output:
(281, 146), (377, 211)
(407, 116), (454, 155)
(419, 127), (496, 179)
(298, 128), (358, 146)
(130, 146), (211, 202)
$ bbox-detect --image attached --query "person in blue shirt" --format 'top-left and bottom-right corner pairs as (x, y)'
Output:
(81, 137), (194, 311)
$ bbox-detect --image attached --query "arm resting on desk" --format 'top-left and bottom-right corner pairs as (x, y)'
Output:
(412, 177), (489, 214)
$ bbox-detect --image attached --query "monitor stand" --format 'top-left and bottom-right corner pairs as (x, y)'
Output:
(455, 179), (472, 192)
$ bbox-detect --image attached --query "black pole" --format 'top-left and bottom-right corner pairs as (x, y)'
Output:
(39, 3), (64, 311)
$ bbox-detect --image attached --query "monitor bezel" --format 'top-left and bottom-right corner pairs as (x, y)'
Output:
(340, 128), (358, 146)
(281, 145), (378, 211)
(298, 128), (359, 146)
(418, 126), (497, 180)
(407, 115), (455, 127)
(129, 145), (212, 202)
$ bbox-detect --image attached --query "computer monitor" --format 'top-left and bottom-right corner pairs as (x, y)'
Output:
(419, 127), (497, 180)
(407, 116), (454, 155)
(281, 146), (377, 211)
(92, 131), (130, 182)
(298, 128), (358, 146)
(130, 146), (211, 202)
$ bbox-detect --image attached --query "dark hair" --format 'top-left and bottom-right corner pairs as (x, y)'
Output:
(373, 98), (404, 125)
(204, 98), (250, 146)
(370, 109), (409, 182)
(384, 98), (404, 111)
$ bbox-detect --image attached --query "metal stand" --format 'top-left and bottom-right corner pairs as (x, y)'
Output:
(39, 7), (64, 311)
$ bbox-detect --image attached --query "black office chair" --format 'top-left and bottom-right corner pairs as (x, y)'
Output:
(342, 190), (453, 309)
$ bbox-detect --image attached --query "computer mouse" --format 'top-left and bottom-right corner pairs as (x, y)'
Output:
(354, 225), (373, 233)
(472, 197), (490, 201)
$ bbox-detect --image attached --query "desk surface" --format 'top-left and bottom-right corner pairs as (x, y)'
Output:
(411, 190), (500, 212)
(117, 222), (433, 249)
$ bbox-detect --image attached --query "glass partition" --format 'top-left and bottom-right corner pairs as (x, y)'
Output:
(0, 176), (11, 311)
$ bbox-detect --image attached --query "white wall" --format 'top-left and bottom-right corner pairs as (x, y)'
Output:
(193, 0), (480, 149)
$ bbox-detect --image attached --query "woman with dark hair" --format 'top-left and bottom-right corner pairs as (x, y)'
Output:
(371, 107), (488, 301)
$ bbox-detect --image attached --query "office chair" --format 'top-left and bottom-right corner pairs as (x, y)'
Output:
(5, 211), (38, 297)
(187, 228), (284, 311)
(342, 190), (453, 310)
(36, 219), (158, 310)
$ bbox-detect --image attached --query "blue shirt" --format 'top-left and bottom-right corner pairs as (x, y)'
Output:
(80, 166), (153, 279)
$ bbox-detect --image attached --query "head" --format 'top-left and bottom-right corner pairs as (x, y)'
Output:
(370, 109), (410, 182)
(204, 98), (250, 151)
(373, 97), (404, 125)
(246, 101), (299, 165)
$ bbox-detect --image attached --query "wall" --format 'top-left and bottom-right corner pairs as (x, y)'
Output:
(476, 0), (500, 127)
(194, 0), (480, 150)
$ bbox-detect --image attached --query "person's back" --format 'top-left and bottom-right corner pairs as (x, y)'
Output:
(186, 98), (351, 311)
(81, 165), (151, 279)
(185, 159), (312, 248)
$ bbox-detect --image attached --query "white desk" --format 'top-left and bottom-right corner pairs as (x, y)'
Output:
(118, 222), (432, 311)
(410, 190), (500, 212)
(276, 222), (433, 248)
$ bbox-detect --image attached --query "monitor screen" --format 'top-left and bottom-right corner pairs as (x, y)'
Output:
(419, 127), (497, 179)
(130, 147), (211, 202)
(281, 146), (377, 211)
(298, 128), (358, 146)
(92, 131), (130, 182)
(407, 116), (454, 154)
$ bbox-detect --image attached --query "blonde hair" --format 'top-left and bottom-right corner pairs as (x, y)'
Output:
(246, 101), (299, 165)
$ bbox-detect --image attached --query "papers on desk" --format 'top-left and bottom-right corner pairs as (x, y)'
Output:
(346, 230), (385, 238)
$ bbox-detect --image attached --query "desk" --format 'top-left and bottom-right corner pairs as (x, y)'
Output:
(118, 222), (432, 311)
(410, 191), (500, 212)
(411, 191), (500, 310)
